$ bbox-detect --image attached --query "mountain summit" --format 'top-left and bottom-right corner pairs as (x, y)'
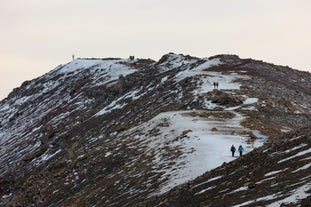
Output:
(0, 53), (311, 206)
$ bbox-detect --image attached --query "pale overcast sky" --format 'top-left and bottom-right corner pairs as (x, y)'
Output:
(0, 0), (310, 100)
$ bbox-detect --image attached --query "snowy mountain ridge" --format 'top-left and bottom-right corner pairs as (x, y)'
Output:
(0, 53), (311, 206)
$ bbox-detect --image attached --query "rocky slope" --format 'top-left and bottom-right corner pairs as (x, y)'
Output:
(142, 127), (311, 207)
(0, 53), (310, 206)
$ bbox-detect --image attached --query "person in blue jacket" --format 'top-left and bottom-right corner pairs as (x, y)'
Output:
(238, 145), (244, 156)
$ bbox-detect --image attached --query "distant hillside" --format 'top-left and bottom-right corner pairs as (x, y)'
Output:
(0, 53), (310, 206)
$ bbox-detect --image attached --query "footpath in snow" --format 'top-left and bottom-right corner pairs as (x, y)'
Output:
(130, 109), (266, 194)
(132, 60), (267, 194)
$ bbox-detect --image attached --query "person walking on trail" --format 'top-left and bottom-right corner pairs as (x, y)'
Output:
(238, 145), (244, 156)
(213, 81), (219, 89)
(230, 145), (236, 157)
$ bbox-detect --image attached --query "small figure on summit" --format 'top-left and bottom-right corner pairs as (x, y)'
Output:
(238, 145), (244, 156)
(230, 145), (236, 157)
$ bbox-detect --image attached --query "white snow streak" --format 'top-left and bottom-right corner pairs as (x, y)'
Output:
(278, 148), (311, 164)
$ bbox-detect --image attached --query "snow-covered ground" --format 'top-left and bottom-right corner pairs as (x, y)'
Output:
(0, 58), (138, 175)
(128, 109), (266, 194)
(56, 58), (136, 76)
(120, 56), (267, 194)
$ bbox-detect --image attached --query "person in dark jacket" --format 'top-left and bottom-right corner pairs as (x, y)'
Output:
(230, 145), (236, 157)
(238, 145), (244, 156)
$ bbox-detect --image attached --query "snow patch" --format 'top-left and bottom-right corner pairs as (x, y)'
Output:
(278, 148), (311, 164)
(243, 97), (258, 105)
(292, 163), (311, 173)
(157, 53), (198, 71)
(95, 88), (145, 116)
(41, 149), (61, 161)
(130, 110), (266, 195)
(174, 59), (221, 83)
(266, 181), (311, 207)
(265, 170), (283, 177)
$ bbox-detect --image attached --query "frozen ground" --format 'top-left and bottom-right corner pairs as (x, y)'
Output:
(123, 57), (267, 194)
(128, 109), (266, 194)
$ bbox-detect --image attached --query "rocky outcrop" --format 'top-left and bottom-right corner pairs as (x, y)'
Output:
(207, 89), (244, 106)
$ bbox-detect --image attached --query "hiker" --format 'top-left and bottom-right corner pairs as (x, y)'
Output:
(230, 145), (236, 157)
(216, 82), (219, 89)
(213, 82), (216, 89)
(238, 145), (244, 156)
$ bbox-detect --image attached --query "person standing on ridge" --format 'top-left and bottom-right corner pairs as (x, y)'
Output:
(230, 145), (236, 157)
(238, 145), (244, 156)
